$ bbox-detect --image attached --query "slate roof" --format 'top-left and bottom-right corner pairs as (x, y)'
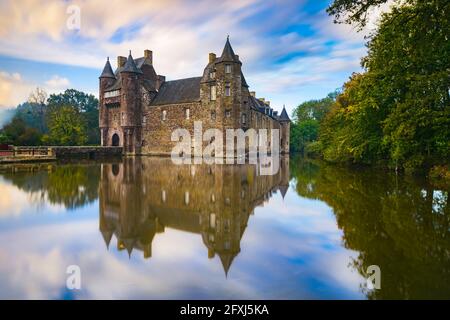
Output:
(151, 77), (202, 105)
(279, 107), (291, 121)
(217, 37), (240, 63)
(100, 58), (115, 78)
(121, 52), (142, 74)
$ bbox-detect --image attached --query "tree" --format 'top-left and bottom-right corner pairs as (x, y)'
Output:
(47, 89), (99, 144)
(321, 0), (450, 171)
(27, 87), (48, 133)
(45, 105), (88, 146)
(290, 92), (337, 154)
(1, 116), (42, 146)
(327, 0), (405, 29)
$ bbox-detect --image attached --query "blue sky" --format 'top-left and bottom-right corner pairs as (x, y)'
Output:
(0, 0), (385, 116)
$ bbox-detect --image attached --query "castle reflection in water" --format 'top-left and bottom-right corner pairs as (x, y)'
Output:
(99, 157), (290, 275)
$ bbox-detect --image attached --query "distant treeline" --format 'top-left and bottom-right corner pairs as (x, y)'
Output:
(0, 88), (99, 146)
(290, 0), (449, 178)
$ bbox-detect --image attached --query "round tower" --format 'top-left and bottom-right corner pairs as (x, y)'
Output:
(99, 57), (116, 146)
(120, 51), (143, 154)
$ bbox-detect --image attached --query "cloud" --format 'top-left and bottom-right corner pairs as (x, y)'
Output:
(0, 70), (72, 109)
(0, 71), (34, 109)
(0, 0), (390, 114)
(45, 75), (70, 90)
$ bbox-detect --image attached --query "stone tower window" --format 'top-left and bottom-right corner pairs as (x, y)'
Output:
(210, 213), (216, 228)
(225, 64), (232, 73)
(185, 108), (190, 119)
(225, 83), (231, 96)
(211, 111), (216, 120)
(210, 85), (216, 101)
(162, 110), (167, 120)
(209, 71), (215, 79)
(184, 191), (190, 205)
(225, 110), (231, 118)
(142, 115), (146, 125)
(242, 113), (246, 124)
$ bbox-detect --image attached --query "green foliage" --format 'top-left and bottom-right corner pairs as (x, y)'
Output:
(47, 89), (99, 145)
(321, 0), (450, 170)
(45, 105), (88, 146)
(1, 117), (42, 146)
(290, 92), (337, 154)
(15, 102), (48, 133)
(0, 88), (99, 146)
(327, 0), (404, 28)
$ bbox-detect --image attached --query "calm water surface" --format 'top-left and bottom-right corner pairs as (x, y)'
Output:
(0, 156), (448, 299)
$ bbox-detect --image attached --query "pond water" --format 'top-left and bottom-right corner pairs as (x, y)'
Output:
(0, 156), (448, 299)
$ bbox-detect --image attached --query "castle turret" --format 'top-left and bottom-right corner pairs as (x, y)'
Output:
(99, 57), (116, 145)
(279, 106), (291, 154)
(200, 36), (246, 137)
(120, 51), (143, 154)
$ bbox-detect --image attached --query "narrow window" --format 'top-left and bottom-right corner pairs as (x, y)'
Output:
(185, 108), (190, 119)
(210, 85), (216, 101)
(162, 190), (166, 202)
(162, 110), (167, 120)
(225, 64), (231, 73)
(225, 83), (231, 96)
(211, 111), (216, 120)
(142, 115), (146, 125)
(184, 191), (190, 205)
(209, 71), (215, 79)
(242, 113), (246, 124)
(210, 213), (216, 229)
(225, 110), (231, 118)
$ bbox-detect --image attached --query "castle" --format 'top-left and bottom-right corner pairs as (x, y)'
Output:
(99, 156), (290, 275)
(99, 37), (290, 155)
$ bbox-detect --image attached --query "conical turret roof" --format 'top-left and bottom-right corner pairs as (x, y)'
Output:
(217, 36), (239, 63)
(99, 57), (115, 78)
(279, 106), (290, 121)
(121, 51), (142, 74)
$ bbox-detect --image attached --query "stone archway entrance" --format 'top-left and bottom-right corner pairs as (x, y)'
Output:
(112, 133), (120, 146)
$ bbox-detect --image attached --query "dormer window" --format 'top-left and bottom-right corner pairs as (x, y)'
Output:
(225, 64), (232, 73)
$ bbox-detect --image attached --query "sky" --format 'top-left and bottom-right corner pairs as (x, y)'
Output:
(0, 0), (390, 116)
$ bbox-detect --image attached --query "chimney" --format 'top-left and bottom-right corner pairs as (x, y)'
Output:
(250, 91), (255, 97)
(144, 49), (153, 64)
(209, 53), (216, 63)
(117, 56), (126, 68)
(266, 101), (270, 106)
(235, 54), (239, 61)
(260, 98), (265, 103)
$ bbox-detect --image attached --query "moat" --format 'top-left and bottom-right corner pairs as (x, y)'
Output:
(0, 156), (448, 299)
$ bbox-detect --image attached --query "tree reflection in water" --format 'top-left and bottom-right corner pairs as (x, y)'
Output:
(1, 163), (100, 210)
(0, 156), (448, 298)
(290, 156), (450, 299)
